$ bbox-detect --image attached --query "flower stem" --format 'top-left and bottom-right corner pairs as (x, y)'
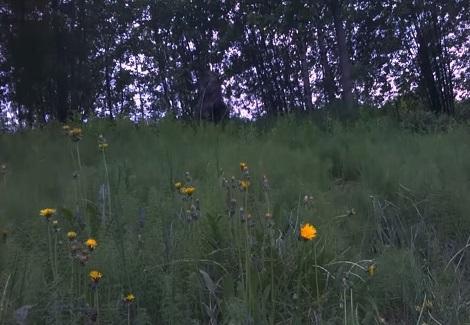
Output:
(127, 304), (131, 325)
(102, 151), (112, 223)
(314, 244), (320, 303)
(47, 223), (55, 282)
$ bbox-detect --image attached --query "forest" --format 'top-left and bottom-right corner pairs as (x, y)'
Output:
(0, 1), (470, 324)
(0, 0), (468, 125)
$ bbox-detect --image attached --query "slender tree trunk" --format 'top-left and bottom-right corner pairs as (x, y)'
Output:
(299, 38), (313, 111)
(330, 0), (354, 116)
(52, 0), (68, 122)
(104, 46), (113, 120)
(317, 24), (336, 103)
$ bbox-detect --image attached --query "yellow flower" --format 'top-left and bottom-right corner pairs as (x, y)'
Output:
(123, 293), (135, 303)
(180, 186), (196, 196)
(240, 162), (248, 171)
(98, 143), (108, 151)
(67, 231), (77, 240)
(85, 238), (98, 251)
(367, 264), (377, 277)
(89, 270), (102, 283)
(300, 223), (317, 241)
(68, 128), (82, 141)
(239, 180), (250, 191)
(174, 182), (182, 190)
(40, 208), (56, 219)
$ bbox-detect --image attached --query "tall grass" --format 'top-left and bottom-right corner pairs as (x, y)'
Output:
(0, 116), (469, 324)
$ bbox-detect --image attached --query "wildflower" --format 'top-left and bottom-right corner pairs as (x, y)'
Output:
(70, 241), (81, 254)
(98, 134), (108, 151)
(300, 223), (317, 241)
(367, 263), (377, 277)
(185, 171), (192, 183)
(123, 293), (135, 304)
(67, 231), (77, 241)
(239, 180), (250, 191)
(40, 208), (56, 219)
(52, 220), (60, 232)
(174, 182), (182, 190)
(98, 143), (108, 151)
(240, 162), (248, 172)
(68, 128), (82, 142)
(416, 299), (433, 311)
(180, 186), (196, 196)
(425, 300), (433, 309)
(0, 164), (6, 175)
(76, 252), (89, 265)
(85, 238), (98, 251)
(89, 270), (102, 283)
(262, 175), (269, 191)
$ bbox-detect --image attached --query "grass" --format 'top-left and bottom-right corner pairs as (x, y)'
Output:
(0, 116), (469, 324)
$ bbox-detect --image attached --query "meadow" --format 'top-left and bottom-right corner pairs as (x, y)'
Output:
(0, 116), (469, 324)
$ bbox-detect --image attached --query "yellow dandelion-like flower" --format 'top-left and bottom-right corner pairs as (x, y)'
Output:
(68, 128), (82, 142)
(123, 293), (135, 303)
(40, 208), (56, 219)
(367, 263), (377, 277)
(300, 223), (317, 241)
(174, 182), (182, 190)
(89, 270), (102, 283)
(85, 238), (98, 251)
(240, 162), (248, 171)
(180, 186), (196, 196)
(67, 231), (77, 240)
(239, 180), (250, 191)
(98, 143), (108, 151)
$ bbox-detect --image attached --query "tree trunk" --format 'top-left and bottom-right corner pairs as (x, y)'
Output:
(330, 0), (354, 116)
(104, 44), (114, 119)
(299, 40), (313, 111)
(317, 24), (336, 103)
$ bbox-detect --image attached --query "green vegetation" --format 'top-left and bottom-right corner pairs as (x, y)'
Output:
(1, 117), (469, 324)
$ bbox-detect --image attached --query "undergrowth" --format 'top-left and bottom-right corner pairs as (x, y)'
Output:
(0, 117), (469, 324)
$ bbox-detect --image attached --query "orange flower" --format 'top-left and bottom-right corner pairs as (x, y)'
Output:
(180, 186), (196, 196)
(67, 231), (77, 240)
(68, 128), (82, 141)
(239, 180), (250, 191)
(367, 264), (377, 277)
(300, 223), (317, 241)
(123, 293), (135, 303)
(40, 208), (56, 219)
(89, 270), (102, 283)
(85, 238), (98, 251)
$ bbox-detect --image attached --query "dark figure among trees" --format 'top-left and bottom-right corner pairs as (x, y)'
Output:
(196, 70), (229, 123)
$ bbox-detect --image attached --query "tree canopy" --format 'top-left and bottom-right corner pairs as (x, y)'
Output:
(0, 0), (468, 126)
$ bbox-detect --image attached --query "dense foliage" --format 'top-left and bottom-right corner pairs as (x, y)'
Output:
(0, 0), (468, 126)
